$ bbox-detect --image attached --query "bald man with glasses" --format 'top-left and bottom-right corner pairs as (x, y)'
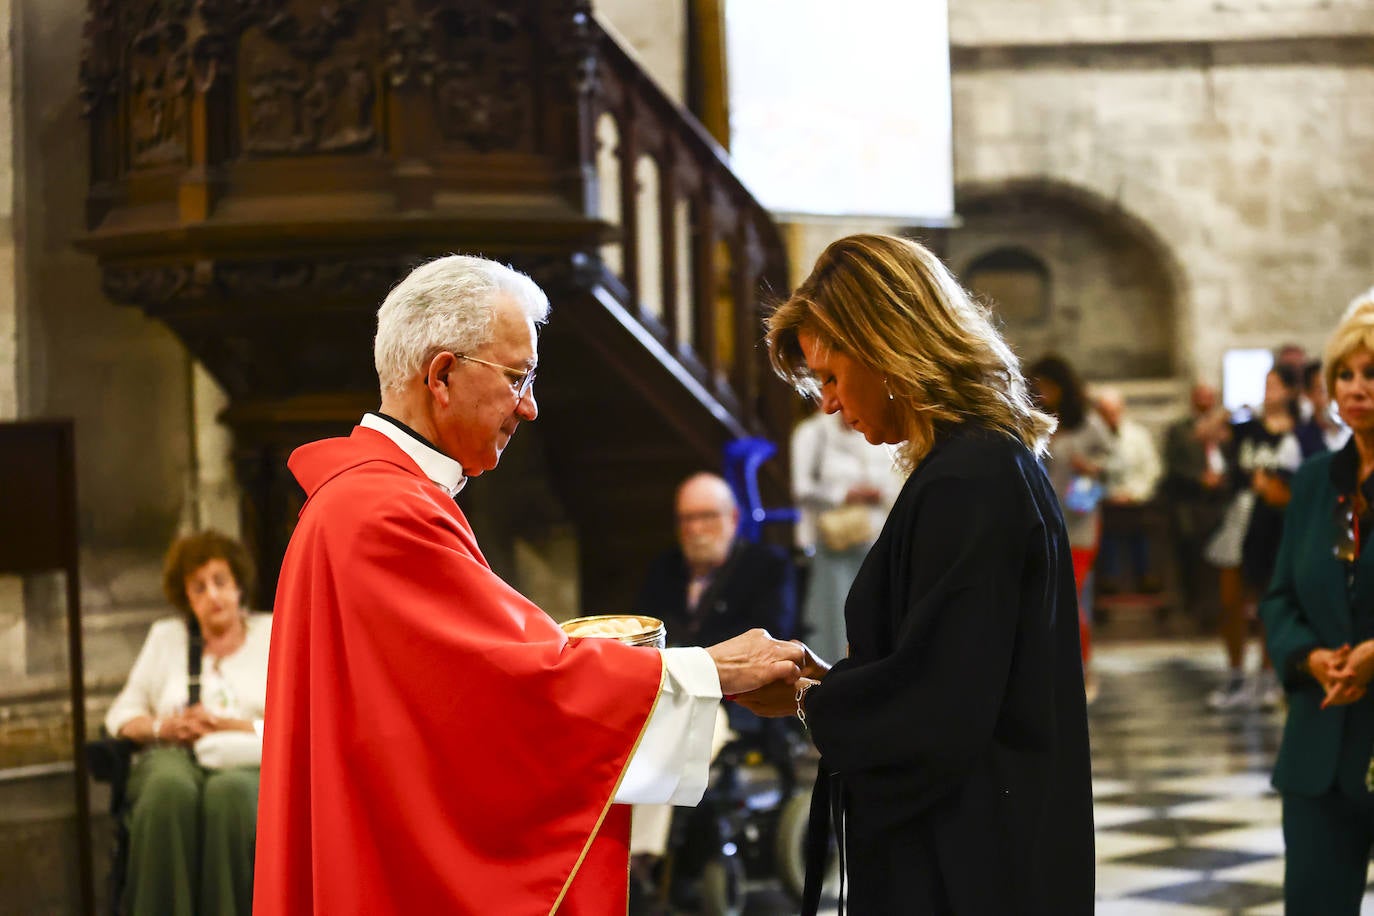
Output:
(255, 255), (804, 916)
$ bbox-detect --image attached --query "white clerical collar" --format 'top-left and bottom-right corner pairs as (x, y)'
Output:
(360, 412), (467, 497)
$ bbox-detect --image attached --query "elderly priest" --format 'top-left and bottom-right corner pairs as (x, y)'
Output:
(253, 255), (803, 916)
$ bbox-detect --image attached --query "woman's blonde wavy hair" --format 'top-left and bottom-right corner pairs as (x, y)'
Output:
(1324, 287), (1374, 396)
(766, 233), (1056, 470)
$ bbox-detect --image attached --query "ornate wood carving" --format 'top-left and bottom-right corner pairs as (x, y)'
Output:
(384, 1), (536, 152)
(127, 5), (192, 167)
(239, 0), (378, 155)
(79, 0), (792, 614)
(101, 264), (205, 307)
(100, 256), (406, 308)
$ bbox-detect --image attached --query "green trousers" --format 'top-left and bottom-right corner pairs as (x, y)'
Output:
(123, 747), (258, 916)
(1282, 788), (1374, 916)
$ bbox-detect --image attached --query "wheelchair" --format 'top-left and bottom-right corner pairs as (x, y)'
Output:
(644, 716), (838, 915)
(85, 736), (136, 916)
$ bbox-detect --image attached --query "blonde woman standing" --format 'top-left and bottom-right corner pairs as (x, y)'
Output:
(1261, 292), (1374, 914)
(735, 234), (1094, 915)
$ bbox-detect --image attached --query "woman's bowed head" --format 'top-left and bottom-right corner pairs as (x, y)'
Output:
(765, 233), (1056, 471)
(737, 232), (1063, 720)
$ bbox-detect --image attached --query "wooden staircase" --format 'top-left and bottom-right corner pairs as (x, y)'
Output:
(77, 0), (794, 611)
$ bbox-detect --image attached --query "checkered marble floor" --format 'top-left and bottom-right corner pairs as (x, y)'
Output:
(1089, 639), (1374, 915)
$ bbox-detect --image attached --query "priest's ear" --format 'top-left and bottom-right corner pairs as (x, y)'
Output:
(423, 351), (459, 406)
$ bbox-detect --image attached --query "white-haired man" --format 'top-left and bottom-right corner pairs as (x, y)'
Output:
(255, 255), (804, 915)
(1096, 386), (1163, 594)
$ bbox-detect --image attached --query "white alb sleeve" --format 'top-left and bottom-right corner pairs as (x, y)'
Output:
(614, 647), (723, 805)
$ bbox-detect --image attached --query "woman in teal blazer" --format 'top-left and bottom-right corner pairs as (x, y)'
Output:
(1262, 291), (1374, 915)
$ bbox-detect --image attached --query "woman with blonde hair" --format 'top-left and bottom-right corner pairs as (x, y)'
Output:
(1261, 289), (1374, 913)
(734, 233), (1094, 914)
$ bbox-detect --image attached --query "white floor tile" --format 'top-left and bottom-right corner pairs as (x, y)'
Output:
(1189, 825), (1285, 855)
(1171, 796), (1282, 825)
(1211, 855), (1286, 886)
(1093, 899), (1228, 915)
(1152, 772), (1276, 798)
(1093, 777), (1135, 798)
(1094, 803), (1159, 828)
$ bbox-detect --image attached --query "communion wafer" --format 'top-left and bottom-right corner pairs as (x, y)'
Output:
(562, 616), (647, 638)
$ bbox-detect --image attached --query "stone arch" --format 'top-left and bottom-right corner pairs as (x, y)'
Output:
(950, 177), (1188, 380)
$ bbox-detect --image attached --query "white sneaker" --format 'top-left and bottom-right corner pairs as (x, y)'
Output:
(1208, 678), (1252, 711)
(1255, 673), (1283, 710)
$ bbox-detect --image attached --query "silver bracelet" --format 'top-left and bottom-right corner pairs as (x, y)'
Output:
(795, 681), (816, 728)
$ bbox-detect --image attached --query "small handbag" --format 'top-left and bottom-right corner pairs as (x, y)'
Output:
(817, 503), (874, 551)
(194, 730), (262, 769)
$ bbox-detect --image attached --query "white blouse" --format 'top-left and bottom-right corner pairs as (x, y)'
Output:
(104, 613), (272, 739)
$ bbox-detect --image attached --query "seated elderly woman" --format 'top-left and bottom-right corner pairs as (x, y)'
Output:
(103, 530), (271, 916)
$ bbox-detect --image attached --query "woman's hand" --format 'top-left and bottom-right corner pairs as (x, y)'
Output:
(844, 484), (882, 505)
(1324, 640), (1374, 708)
(1308, 645), (1360, 708)
(1340, 640), (1374, 684)
(184, 704), (256, 735)
(152, 708), (216, 746)
(1069, 454), (1099, 476)
(790, 640), (832, 681)
(731, 676), (820, 718)
(1251, 470), (1291, 508)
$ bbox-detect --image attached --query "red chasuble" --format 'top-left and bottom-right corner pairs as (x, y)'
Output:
(254, 427), (664, 915)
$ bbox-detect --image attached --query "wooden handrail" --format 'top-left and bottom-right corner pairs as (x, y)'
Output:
(589, 19), (792, 443)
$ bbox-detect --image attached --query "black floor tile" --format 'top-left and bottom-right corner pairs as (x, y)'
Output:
(1100, 816), (1247, 840)
(1109, 845), (1271, 872)
(1129, 877), (1286, 908)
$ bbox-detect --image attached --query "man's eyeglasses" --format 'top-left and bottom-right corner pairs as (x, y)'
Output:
(677, 509), (729, 526)
(459, 354), (537, 403)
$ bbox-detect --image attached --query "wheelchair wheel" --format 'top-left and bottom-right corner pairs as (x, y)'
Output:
(774, 790), (841, 902)
(699, 855), (745, 916)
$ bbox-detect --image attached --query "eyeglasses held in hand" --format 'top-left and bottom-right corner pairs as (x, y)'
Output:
(459, 354), (536, 404)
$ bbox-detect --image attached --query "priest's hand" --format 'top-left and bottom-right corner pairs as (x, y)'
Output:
(706, 628), (804, 696)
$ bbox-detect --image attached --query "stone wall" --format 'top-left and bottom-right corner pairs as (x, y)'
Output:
(595, 0), (687, 103)
(0, 0), (15, 421)
(1, 0), (190, 707)
(0, 0), (22, 692)
(948, 0), (1374, 387)
(949, 0), (1374, 45)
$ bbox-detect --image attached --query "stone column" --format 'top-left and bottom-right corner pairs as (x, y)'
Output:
(0, 0), (24, 682)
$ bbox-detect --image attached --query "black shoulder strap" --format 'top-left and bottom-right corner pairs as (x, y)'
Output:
(187, 617), (203, 706)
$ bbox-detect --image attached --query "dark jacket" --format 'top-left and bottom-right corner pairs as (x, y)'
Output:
(1262, 442), (1374, 798)
(804, 424), (1095, 914)
(1164, 415), (1211, 498)
(633, 540), (797, 650)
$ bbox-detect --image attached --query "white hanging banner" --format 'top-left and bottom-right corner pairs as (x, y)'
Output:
(724, 0), (954, 223)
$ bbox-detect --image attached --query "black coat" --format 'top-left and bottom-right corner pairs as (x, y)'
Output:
(633, 540), (797, 650)
(805, 424), (1095, 914)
